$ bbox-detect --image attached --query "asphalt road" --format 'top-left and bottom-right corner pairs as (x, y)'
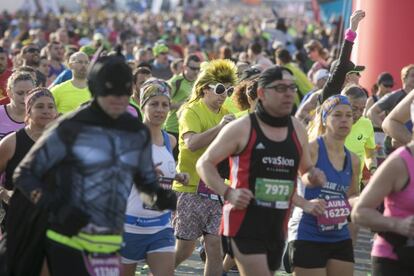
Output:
(136, 227), (373, 276)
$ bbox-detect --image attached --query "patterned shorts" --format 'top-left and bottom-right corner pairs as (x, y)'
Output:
(173, 192), (222, 240)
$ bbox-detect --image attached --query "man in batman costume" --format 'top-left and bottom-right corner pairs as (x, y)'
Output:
(5, 53), (176, 276)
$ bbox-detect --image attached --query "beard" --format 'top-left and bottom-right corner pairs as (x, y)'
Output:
(74, 71), (87, 80)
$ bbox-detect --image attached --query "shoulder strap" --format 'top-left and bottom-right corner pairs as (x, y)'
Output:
(172, 78), (183, 98)
(162, 130), (172, 154)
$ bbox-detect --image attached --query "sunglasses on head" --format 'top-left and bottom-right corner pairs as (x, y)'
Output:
(208, 83), (234, 97)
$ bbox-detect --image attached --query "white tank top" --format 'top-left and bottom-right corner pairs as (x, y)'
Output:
(124, 142), (176, 234)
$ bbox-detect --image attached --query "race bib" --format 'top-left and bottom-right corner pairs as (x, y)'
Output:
(197, 180), (221, 201)
(317, 193), (351, 232)
(254, 178), (293, 209)
(82, 252), (121, 276)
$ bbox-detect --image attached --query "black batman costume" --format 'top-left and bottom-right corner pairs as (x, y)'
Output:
(6, 55), (176, 276)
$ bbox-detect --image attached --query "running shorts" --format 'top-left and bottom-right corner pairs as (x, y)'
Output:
(222, 236), (285, 271)
(121, 228), (175, 264)
(288, 239), (354, 268)
(173, 192), (222, 240)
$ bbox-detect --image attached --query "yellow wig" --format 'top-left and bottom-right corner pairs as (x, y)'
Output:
(187, 59), (238, 104)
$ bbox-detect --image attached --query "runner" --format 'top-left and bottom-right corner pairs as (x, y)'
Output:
(0, 72), (35, 140)
(165, 54), (201, 160)
(382, 89), (414, 146)
(46, 41), (66, 84)
(172, 59), (237, 276)
(0, 87), (57, 207)
(352, 101), (414, 276)
(367, 64), (414, 154)
(128, 62), (152, 121)
(13, 55), (176, 276)
(288, 95), (360, 276)
(50, 52), (91, 114)
(364, 73), (394, 164)
(0, 46), (12, 105)
(304, 40), (329, 83)
(196, 66), (326, 276)
(3, 88), (58, 276)
(342, 86), (377, 186)
(232, 67), (261, 118)
(364, 72), (394, 117)
(151, 43), (172, 80)
(121, 78), (188, 276)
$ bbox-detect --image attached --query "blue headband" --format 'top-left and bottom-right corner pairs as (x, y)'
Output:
(322, 95), (351, 124)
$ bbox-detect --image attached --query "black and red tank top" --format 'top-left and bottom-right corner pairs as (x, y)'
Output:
(221, 113), (302, 239)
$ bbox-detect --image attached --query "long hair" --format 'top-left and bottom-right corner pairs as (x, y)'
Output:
(307, 106), (325, 141)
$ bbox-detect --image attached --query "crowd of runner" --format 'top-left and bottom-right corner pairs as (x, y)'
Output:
(0, 3), (413, 276)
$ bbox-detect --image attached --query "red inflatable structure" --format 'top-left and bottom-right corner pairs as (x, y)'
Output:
(352, 0), (414, 92)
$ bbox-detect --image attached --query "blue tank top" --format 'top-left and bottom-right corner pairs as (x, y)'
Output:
(288, 137), (352, 242)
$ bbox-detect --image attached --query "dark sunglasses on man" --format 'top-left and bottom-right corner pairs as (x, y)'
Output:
(208, 83), (234, 97)
(188, 65), (200, 72)
(265, 84), (298, 93)
(25, 48), (40, 54)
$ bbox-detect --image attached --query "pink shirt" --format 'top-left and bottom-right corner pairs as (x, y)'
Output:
(0, 105), (24, 141)
(371, 147), (414, 260)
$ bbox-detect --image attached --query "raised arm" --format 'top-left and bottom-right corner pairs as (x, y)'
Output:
(320, 10), (365, 103)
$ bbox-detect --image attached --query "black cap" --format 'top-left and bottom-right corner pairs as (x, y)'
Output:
(258, 66), (294, 88)
(240, 66), (262, 82)
(377, 72), (394, 86)
(88, 56), (133, 97)
(330, 59), (365, 74)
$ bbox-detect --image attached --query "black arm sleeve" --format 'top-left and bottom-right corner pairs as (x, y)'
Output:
(319, 39), (354, 104)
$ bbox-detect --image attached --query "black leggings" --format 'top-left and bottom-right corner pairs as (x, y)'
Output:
(46, 239), (90, 276)
(372, 257), (413, 276)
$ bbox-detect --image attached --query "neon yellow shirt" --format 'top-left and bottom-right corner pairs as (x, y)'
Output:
(173, 100), (230, 193)
(284, 63), (314, 107)
(51, 80), (91, 114)
(222, 97), (240, 114)
(345, 117), (376, 180)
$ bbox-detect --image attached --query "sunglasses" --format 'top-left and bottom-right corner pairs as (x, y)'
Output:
(26, 48), (40, 54)
(265, 84), (298, 93)
(208, 83), (234, 97)
(188, 65), (200, 71)
(382, 83), (394, 88)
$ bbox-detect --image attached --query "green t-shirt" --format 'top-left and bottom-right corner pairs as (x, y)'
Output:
(164, 74), (195, 134)
(173, 100), (230, 193)
(345, 117), (376, 180)
(51, 80), (91, 114)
